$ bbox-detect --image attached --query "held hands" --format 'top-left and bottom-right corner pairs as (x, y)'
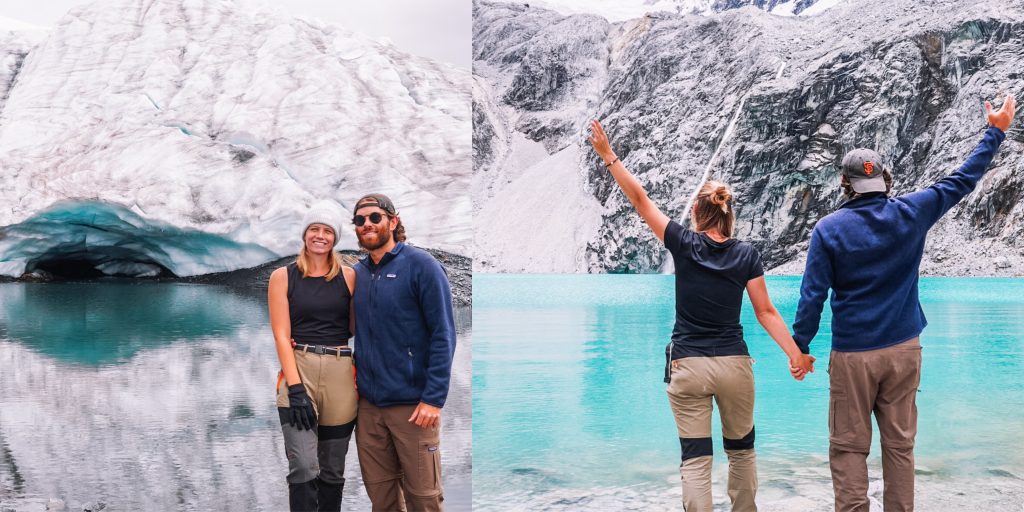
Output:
(986, 94), (1016, 133)
(788, 353), (816, 381)
(409, 402), (442, 429)
(588, 119), (617, 165)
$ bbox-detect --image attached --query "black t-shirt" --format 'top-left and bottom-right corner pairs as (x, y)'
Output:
(664, 220), (764, 359)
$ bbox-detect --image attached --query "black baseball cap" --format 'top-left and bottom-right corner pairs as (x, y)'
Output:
(353, 193), (397, 215)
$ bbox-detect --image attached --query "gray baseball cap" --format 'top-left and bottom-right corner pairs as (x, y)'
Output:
(841, 148), (887, 194)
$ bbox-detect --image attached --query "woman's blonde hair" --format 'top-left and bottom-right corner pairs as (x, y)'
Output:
(296, 235), (343, 281)
(691, 180), (735, 238)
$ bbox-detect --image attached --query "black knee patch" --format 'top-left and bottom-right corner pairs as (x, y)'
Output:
(319, 419), (356, 440)
(680, 437), (713, 461)
(724, 426), (755, 451)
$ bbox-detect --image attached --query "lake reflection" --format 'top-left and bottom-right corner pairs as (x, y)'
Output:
(0, 282), (471, 511)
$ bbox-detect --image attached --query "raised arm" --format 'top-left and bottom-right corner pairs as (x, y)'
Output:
(900, 94), (1015, 226)
(746, 276), (815, 379)
(589, 119), (670, 242)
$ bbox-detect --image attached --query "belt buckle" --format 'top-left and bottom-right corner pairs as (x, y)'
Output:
(314, 345), (327, 355)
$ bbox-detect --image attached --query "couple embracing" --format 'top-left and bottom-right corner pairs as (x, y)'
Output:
(589, 94), (1016, 511)
(269, 194), (455, 512)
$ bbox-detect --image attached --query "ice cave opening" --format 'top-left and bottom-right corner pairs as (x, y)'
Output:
(26, 246), (175, 279)
(0, 200), (277, 279)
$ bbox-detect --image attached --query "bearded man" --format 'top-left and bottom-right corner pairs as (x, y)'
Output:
(349, 193), (456, 512)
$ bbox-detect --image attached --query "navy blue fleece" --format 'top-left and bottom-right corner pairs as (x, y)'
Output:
(353, 242), (456, 407)
(792, 127), (1006, 353)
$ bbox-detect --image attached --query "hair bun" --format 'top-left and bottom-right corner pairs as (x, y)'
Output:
(712, 186), (731, 213)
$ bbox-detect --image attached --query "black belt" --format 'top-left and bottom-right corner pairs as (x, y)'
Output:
(294, 343), (352, 357)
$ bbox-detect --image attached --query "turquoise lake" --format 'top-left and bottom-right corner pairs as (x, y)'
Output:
(473, 275), (1024, 511)
(0, 282), (471, 512)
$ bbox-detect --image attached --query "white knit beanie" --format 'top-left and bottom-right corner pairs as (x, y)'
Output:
(301, 201), (343, 247)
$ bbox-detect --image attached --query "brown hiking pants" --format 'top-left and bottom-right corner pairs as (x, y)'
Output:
(829, 337), (922, 512)
(667, 356), (757, 512)
(356, 399), (444, 512)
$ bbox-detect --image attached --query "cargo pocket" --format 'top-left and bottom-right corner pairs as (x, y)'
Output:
(829, 393), (851, 440)
(416, 441), (442, 494)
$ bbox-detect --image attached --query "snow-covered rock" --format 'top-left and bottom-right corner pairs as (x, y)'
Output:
(473, 0), (1024, 275)
(0, 0), (470, 277)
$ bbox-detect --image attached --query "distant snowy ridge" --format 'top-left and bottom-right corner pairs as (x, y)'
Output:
(0, 0), (469, 277)
(474, 0), (1024, 275)
(494, 0), (835, 23)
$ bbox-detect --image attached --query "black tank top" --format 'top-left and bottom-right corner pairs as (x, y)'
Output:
(286, 263), (352, 345)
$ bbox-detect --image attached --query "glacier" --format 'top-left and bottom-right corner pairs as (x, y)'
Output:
(0, 0), (470, 278)
(473, 0), (1024, 275)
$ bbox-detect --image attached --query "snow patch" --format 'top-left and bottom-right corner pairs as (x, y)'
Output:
(800, 0), (843, 16)
(474, 144), (603, 272)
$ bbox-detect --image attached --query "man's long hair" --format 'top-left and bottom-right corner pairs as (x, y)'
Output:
(392, 215), (407, 243)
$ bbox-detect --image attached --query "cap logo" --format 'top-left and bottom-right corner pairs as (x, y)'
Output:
(863, 161), (874, 176)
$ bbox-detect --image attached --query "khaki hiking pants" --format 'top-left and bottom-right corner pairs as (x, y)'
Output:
(276, 348), (358, 486)
(667, 355), (757, 512)
(356, 399), (444, 512)
(829, 337), (921, 512)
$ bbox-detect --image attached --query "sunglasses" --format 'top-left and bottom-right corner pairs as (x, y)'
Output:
(353, 212), (388, 226)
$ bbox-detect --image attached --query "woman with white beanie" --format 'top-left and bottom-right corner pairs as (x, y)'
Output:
(268, 201), (357, 511)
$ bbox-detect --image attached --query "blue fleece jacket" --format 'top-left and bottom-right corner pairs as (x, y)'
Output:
(792, 127), (1006, 353)
(353, 242), (456, 408)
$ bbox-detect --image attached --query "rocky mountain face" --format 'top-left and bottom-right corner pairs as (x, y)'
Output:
(473, 0), (1024, 275)
(0, 0), (469, 278)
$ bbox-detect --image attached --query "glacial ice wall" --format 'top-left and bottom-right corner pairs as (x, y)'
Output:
(473, 0), (1024, 275)
(0, 0), (470, 277)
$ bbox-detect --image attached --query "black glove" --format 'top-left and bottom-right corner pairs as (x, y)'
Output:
(287, 383), (317, 431)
